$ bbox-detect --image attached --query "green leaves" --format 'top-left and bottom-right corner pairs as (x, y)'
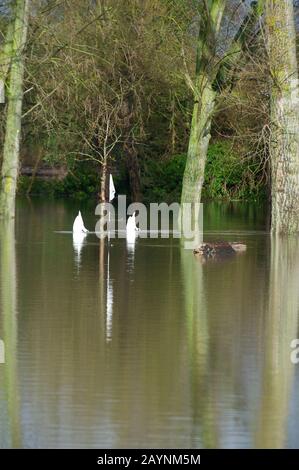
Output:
(202, 141), (266, 201)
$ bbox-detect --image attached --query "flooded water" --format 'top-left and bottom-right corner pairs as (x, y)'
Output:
(0, 199), (299, 449)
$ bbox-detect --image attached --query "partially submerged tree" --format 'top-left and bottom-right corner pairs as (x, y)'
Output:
(181, 0), (226, 207)
(265, 0), (299, 234)
(181, 0), (263, 215)
(0, 0), (30, 219)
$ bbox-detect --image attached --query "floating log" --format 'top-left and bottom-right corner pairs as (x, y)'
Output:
(193, 242), (247, 258)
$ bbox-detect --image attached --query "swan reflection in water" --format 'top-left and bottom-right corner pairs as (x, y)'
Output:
(72, 210), (89, 269)
(106, 249), (113, 342)
(126, 229), (138, 271)
(73, 231), (87, 269)
(104, 229), (138, 342)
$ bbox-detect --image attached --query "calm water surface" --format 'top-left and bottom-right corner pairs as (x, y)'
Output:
(0, 199), (299, 448)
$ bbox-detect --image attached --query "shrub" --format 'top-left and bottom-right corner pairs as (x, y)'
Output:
(202, 141), (266, 201)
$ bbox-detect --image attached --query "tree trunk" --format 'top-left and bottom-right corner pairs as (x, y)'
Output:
(0, 0), (30, 219)
(181, 0), (226, 206)
(181, 79), (216, 205)
(181, 0), (263, 208)
(0, 22), (14, 103)
(265, 0), (299, 234)
(100, 155), (107, 202)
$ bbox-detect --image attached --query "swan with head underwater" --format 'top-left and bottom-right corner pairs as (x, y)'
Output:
(72, 211), (88, 269)
(73, 210), (89, 234)
(126, 211), (139, 253)
(126, 211), (139, 235)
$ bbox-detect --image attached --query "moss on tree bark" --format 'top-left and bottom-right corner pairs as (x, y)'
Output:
(265, 0), (299, 234)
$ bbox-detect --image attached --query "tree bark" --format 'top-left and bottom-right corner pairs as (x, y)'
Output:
(0, 0), (30, 219)
(100, 155), (107, 202)
(0, 22), (15, 103)
(181, 80), (216, 205)
(265, 0), (299, 234)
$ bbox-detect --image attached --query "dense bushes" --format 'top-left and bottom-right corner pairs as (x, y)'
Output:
(18, 162), (100, 200)
(141, 153), (186, 203)
(18, 141), (266, 202)
(141, 141), (266, 203)
(202, 142), (266, 202)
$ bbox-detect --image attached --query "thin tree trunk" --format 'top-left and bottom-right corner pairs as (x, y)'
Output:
(0, 0), (30, 219)
(100, 155), (107, 202)
(265, 0), (299, 234)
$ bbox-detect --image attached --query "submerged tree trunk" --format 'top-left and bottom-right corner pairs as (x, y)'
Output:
(265, 0), (299, 234)
(181, 0), (226, 206)
(0, 0), (30, 219)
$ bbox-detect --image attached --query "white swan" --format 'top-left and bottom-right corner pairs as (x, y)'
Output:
(126, 211), (139, 234)
(73, 210), (88, 234)
(126, 227), (138, 245)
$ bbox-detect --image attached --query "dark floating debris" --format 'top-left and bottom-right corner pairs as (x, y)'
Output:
(193, 242), (247, 259)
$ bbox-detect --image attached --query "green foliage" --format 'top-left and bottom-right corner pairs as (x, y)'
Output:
(141, 154), (186, 203)
(202, 142), (266, 201)
(18, 141), (266, 202)
(141, 142), (266, 203)
(18, 163), (99, 200)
